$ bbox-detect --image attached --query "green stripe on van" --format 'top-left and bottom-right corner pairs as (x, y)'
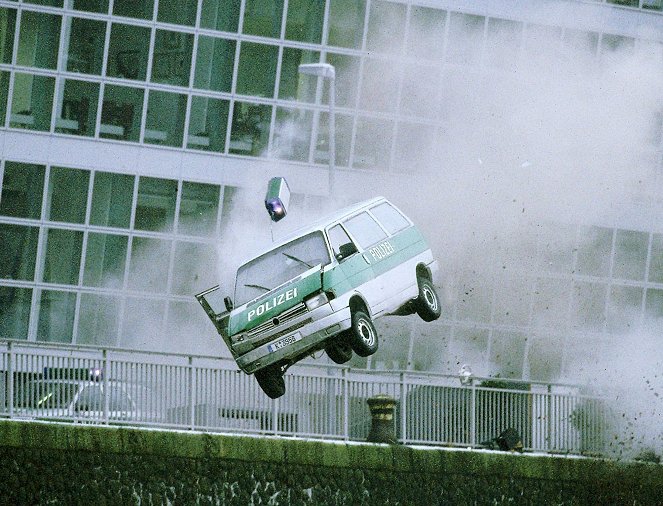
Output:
(228, 271), (321, 335)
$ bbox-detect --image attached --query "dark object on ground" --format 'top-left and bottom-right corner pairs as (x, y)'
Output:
(481, 428), (524, 453)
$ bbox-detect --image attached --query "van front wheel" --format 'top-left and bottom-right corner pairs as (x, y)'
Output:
(255, 366), (286, 399)
(346, 310), (378, 357)
(415, 277), (442, 322)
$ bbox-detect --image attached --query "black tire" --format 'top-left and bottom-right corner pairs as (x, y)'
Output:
(415, 277), (442, 322)
(347, 309), (378, 357)
(255, 366), (286, 399)
(325, 340), (353, 364)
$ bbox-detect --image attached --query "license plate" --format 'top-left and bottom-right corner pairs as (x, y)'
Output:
(268, 332), (302, 353)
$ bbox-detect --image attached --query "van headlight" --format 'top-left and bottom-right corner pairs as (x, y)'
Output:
(305, 292), (329, 311)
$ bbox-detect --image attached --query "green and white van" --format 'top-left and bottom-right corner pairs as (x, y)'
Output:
(196, 197), (441, 398)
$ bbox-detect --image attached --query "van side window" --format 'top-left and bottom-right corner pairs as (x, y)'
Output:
(328, 224), (354, 258)
(343, 212), (388, 249)
(370, 202), (410, 235)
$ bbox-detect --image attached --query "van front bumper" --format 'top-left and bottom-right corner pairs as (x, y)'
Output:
(235, 304), (351, 374)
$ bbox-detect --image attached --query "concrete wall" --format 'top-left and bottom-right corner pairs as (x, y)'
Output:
(0, 419), (661, 505)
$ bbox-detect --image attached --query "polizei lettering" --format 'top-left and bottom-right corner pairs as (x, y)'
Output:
(247, 288), (298, 322)
(369, 241), (395, 261)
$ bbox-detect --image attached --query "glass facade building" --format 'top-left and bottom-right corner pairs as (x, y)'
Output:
(1, 0), (662, 381)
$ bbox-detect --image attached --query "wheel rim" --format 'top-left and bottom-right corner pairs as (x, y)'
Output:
(356, 318), (375, 347)
(422, 285), (439, 312)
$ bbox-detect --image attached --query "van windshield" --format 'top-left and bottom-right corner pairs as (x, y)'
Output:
(235, 231), (330, 305)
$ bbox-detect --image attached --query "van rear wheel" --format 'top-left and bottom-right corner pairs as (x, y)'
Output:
(415, 277), (441, 322)
(346, 310), (378, 357)
(255, 366), (286, 399)
(325, 339), (353, 364)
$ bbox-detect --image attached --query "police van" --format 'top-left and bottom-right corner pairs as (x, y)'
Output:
(196, 197), (441, 398)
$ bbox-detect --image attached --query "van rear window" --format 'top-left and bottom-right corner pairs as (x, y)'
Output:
(343, 212), (387, 249)
(370, 202), (410, 235)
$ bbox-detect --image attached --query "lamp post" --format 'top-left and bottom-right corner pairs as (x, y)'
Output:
(298, 63), (336, 196)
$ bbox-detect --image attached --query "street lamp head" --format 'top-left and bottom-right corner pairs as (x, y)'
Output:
(298, 63), (335, 80)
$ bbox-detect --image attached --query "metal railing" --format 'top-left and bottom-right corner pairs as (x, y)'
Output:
(0, 340), (611, 455)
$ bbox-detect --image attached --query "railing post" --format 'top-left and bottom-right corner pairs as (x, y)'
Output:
(7, 341), (13, 419)
(343, 368), (349, 440)
(400, 372), (407, 445)
(470, 383), (477, 447)
(547, 384), (553, 453)
(188, 356), (195, 431)
(103, 349), (109, 425)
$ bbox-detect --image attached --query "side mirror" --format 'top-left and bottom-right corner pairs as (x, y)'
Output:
(224, 296), (234, 312)
(336, 242), (358, 261)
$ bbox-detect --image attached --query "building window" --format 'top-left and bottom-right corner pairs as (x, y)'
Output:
(43, 228), (84, 285)
(37, 290), (77, 343)
(328, 0), (366, 49)
(194, 35), (235, 93)
(236, 41), (279, 97)
(278, 48), (320, 103)
(100, 84), (144, 141)
(83, 232), (128, 288)
(485, 18), (522, 70)
(178, 181), (220, 236)
(200, 0), (240, 32)
(366, 0), (406, 53)
(243, 0), (284, 38)
(152, 30), (194, 87)
(645, 288), (663, 319)
(25, 0), (64, 6)
(613, 229), (648, 281)
(575, 226), (613, 278)
(134, 176), (177, 232)
(0, 286), (32, 341)
(55, 79), (100, 137)
(607, 285), (642, 334)
(17, 11), (61, 69)
(157, 0), (197, 26)
(0, 223), (39, 281)
(229, 101), (271, 156)
(71, 0), (109, 14)
(648, 233), (663, 283)
(324, 53), (360, 108)
(113, 0), (154, 20)
(314, 111), (352, 167)
(64, 17), (106, 75)
(0, 161), (45, 219)
(354, 116), (393, 169)
(47, 166), (90, 224)
(10, 73), (55, 131)
(572, 281), (607, 331)
(285, 0), (324, 44)
(0, 70), (9, 125)
(128, 237), (172, 292)
(107, 23), (151, 81)
(144, 89), (187, 147)
(77, 293), (121, 347)
(90, 171), (135, 229)
(406, 6), (446, 61)
(187, 95), (229, 153)
(171, 241), (217, 295)
(359, 58), (400, 112)
(446, 12), (484, 66)
(273, 107), (313, 162)
(0, 7), (17, 64)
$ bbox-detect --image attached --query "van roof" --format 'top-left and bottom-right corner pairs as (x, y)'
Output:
(240, 196), (387, 264)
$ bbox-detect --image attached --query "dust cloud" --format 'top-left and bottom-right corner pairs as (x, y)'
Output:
(118, 4), (663, 455)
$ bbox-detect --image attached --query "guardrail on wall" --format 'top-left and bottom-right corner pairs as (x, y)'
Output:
(0, 339), (610, 455)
